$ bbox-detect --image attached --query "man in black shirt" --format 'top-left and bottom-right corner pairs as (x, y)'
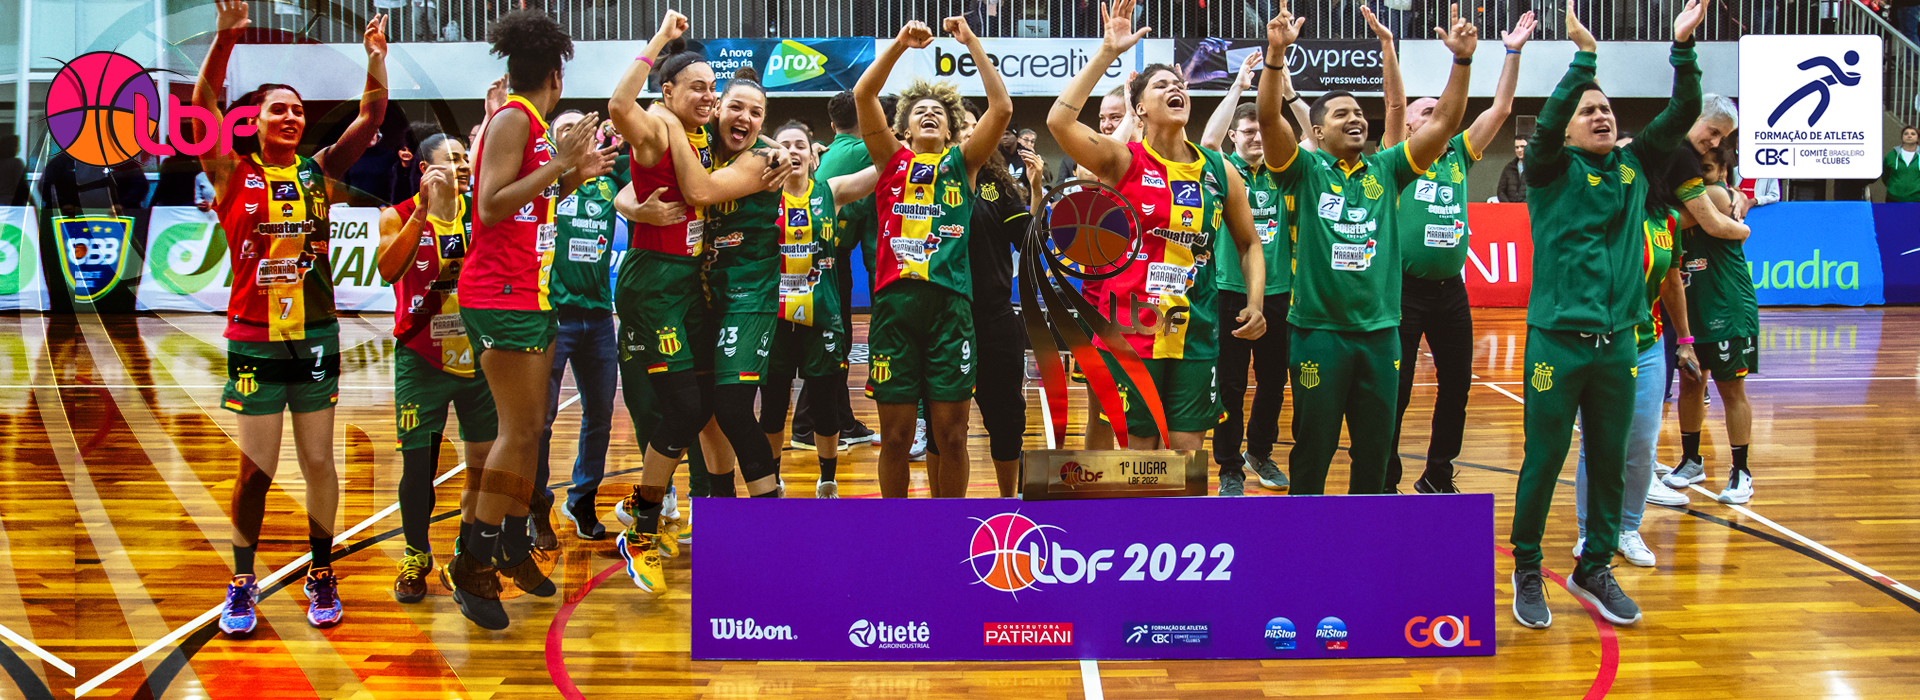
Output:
(1497, 137), (1528, 203)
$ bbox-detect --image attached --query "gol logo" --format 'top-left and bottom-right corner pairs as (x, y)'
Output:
(46, 51), (259, 167)
(1059, 461), (1103, 487)
(1404, 615), (1480, 648)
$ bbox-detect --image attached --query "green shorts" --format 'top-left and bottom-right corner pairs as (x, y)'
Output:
(770, 318), (848, 380)
(615, 250), (709, 375)
(461, 307), (559, 354)
(1091, 351), (1222, 437)
(1698, 335), (1758, 381)
(222, 336), (340, 415)
(393, 346), (498, 450)
(866, 282), (975, 404)
(708, 312), (777, 385)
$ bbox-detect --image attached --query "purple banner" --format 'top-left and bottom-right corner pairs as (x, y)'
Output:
(692, 495), (1495, 661)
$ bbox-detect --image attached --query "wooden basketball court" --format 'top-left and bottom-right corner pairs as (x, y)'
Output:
(3, 307), (1917, 699)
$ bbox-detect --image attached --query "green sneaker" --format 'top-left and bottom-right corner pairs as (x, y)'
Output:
(1246, 452), (1289, 492)
(1218, 469), (1246, 496)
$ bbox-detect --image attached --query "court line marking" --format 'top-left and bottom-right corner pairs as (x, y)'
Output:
(1686, 485), (1920, 604)
(72, 394), (585, 697)
(0, 498), (73, 676)
(1080, 659), (1104, 700)
(7, 375), (1915, 392)
(0, 629), (70, 678)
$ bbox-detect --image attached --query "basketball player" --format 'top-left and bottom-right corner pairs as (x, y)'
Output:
(1047, 0), (1267, 453)
(854, 15), (1012, 497)
(1384, 11), (1538, 495)
(373, 133), (497, 604)
(195, 0), (388, 635)
(788, 91), (879, 454)
(447, 9), (610, 630)
(1672, 144), (1758, 504)
(760, 122), (880, 498)
(1254, 2), (1475, 495)
(1509, 0), (1707, 630)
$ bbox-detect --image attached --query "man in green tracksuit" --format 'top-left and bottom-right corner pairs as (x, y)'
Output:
(1508, 1), (1705, 630)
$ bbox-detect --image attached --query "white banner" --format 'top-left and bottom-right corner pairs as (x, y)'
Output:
(879, 38), (1172, 96)
(0, 207), (48, 311)
(1739, 35), (1883, 180)
(136, 205), (396, 314)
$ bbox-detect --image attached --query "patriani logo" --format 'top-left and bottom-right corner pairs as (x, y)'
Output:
(1531, 362), (1555, 392)
(46, 51), (259, 167)
(1298, 361), (1320, 389)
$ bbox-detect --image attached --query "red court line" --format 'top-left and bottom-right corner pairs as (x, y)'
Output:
(545, 562), (626, 700)
(1495, 545), (1619, 700)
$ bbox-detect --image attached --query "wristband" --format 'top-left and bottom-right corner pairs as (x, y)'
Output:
(1506, 48), (1521, 55)
(1283, 94), (1301, 105)
(1678, 336), (1695, 345)
(1453, 56), (1472, 66)
(638, 55), (655, 66)
(1264, 61), (1285, 72)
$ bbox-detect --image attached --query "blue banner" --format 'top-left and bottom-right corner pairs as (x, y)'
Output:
(1871, 203), (1920, 304)
(692, 38), (875, 93)
(53, 215), (134, 302)
(1745, 202), (1884, 306)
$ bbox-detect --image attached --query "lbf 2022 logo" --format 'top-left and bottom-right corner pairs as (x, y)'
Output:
(47, 51), (260, 167)
(965, 512), (1235, 597)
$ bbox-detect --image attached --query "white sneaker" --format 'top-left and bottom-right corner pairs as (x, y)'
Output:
(1662, 458), (1706, 489)
(1652, 462), (1673, 480)
(1617, 531), (1655, 567)
(816, 480), (839, 498)
(908, 419), (929, 462)
(1715, 471), (1754, 505)
(1572, 536), (1585, 560)
(1645, 475), (1691, 506)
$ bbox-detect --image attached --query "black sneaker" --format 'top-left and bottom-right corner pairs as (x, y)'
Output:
(1511, 569), (1552, 629)
(789, 432), (815, 450)
(1413, 471), (1461, 494)
(839, 422), (877, 449)
(1568, 565), (1642, 625)
(565, 507), (607, 540)
(442, 544), (508, 630)
(1218, 469), (1246, 496)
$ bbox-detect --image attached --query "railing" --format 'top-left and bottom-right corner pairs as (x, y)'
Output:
(1836, 0), (1919, 128)
(260, 0), (1830, 44)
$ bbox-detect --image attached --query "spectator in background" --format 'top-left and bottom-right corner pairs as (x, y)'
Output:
(1002, 128), (1029, 188)
(339, 102), (418, 206)
(966, 0), (1017, 36)
(1895, 0), (1920, 45)
(0, 136), (25, 206)
(1496, 136), (1527, 203)
(1883, 125), (1920, 202)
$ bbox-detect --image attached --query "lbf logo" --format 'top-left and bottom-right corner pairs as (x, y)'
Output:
(46, 51), (258, 167)
(1404, 615), (1481, 648)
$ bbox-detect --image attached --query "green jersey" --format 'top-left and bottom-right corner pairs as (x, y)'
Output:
(816, 133), (878, 289)
(777, 177), (850, 328)
(1636, 212), (1680, 352)
(1680, 223), (1758, 343)
(705, 152), (782, 314)
(1524, 46), (1700, 335)
(1271, 144), (1424, 332)
(1218, 150), (1292, 295)
(549, 176), (617, 312)
(1884, 147), (1920, 203)
(1398, 132), (1481, 281)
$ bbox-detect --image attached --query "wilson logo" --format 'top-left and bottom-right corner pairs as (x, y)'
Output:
(709, 618), (798, 641)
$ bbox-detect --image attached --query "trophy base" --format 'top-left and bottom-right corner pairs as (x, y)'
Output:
(1019, 450), (1211, 500)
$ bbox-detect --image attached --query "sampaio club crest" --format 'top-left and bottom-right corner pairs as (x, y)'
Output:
(1531, 363), (1555, 392)
(1298, 361), (1321, 389)
(657, 327), (683, 357)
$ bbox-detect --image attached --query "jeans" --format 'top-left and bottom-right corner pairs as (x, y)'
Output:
(537, 311), (618, 518)
(1390, 274), (1473, 489)
(1575, 343), (1664, 535)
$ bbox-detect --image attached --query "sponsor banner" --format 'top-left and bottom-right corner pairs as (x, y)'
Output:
(1460, 203), (1534, 308)
(1739, 35), (1882, 180)
(880, 38), (1173, 97)
(1871, 203), (1920, 304)
(690, 38), (875, 93)
(692, 495), (1495, 661)
(326, 206), (396, 311)
(0, 207), (48, 311)
(1744, 202), (1883, 306)
(1176, 38), (1383, 93)
(135, 205), (396, 313)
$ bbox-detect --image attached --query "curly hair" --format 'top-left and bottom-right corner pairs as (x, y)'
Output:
(892, 78), (966, 146)
(1127, 64), (1183, 113)
(487, 10), (574, 93)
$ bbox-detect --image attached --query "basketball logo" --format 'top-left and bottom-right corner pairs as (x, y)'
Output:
(1047, 189), (1136, 274)
(47, 52), (160, 167)
(966, 513), (1058, 596)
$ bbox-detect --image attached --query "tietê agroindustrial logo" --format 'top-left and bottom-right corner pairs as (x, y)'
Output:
(46, 51), (259, 167)
(964, 512), (1236, 597)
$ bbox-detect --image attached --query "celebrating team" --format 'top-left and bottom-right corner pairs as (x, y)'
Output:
(197, 0), (1760, 636)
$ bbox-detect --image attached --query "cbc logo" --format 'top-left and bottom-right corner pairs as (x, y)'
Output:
(68, 237), (121, 266)
(1754, 148), (1793, 166)
(1404, 615), (1482, 648)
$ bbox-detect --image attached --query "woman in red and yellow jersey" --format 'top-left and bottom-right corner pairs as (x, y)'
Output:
(447, 9), (612, 631)
(192, 0), (386, 635)
(1046, 0), (1267, 453)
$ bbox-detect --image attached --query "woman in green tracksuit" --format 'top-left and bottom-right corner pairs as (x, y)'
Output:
(1507, 0), (1705, 631)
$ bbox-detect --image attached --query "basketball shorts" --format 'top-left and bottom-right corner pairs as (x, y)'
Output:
(865, 282), (975, 404)
(1090, 351), (1223, 437)
(1697, 335), (1758, 382)
(222, 336), (340, 415)
(393, 346), (498, 450)
(615, 250), (709, 375)
(770, 318), (849, 381)
(460, 307), (559, 354)
(709, 312), (777, 385)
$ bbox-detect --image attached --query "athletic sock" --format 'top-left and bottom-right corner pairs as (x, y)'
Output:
(233, 544), (257, 577)
(499, 514), (532, 566)
(471, 520), (503, 563)
(818, 457), (837, 482)
(458, 519), (473, 550)
(309, 536), (332, 569)
(1730, 444), (1750, 478)
(398, 447), (437, 553)
(630, 494), (664, 534)
(709, 470), (738, 497)
(1681, 431), (1702, 464)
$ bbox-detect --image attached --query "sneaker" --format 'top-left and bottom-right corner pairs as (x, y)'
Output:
(1571, 536), (1585, 560)
(789, 432), (815, 450)
(617, 529), (667, 594)
(1246, 453), (1288, 492)
(1618, 531), (1655, 567)
(393, 547), (431, 604)
(614, 485), (641, 529)
(564, 507), (607, 540)
(1645, 475), (1690, 506)
(496, 550), (556, 597)
(1652, 461), (1674, 480)
(1662, 458), (1706, 489)
(1715, 470), (1754, 505)
(816, 480), (840, 498)
(1413, 471), (1461, 494)
(1511, 569), (1552, 629)
(442, 545), (508, 630)
(839, 422), (877, 448)
(908, 419), (929, 460)
(219, 575), (259, 636)
(674, 504), (692, 545)
(1218, 469), (1246, 496)
(660, 488), (687, 556)
(1567, 565), (1642, 625)
(531, 511), (559, 552)
(304, 567), (343, 628)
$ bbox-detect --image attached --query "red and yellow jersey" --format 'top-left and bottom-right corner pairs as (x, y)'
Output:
(873, 146), (974, 298)
(460, 95), (557, 311)
(627, 126), (710, 257)
(220, 153), (335, 342)
(1106, 140), (1228, 361)
(390, 193), (477, 376)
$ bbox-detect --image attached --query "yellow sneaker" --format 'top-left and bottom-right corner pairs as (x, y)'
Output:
(657, 515), (682, 558)
(616, 529), (667, 594)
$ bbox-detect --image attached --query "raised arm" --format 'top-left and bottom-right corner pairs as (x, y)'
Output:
(1404, 3), (1476, 171)
(947, 17), (1012, 184)
(1364, 6), (1407, 149)
(608, 11), (688, 164)
(1637, 0), (1705, 159)
(1465, 11), (1536, 156)
(193, 0), (250, 199)
(1222, 165), (1266, 339)
(317, 15), (391, 180)
(1255, 5), (1304, 172)
(1200, 51), (1261, 152)
(854, 22), (927, 167)
(1046, 0), (1147, 185)
(1526, 0), (1598, 186)
(475, 110), (602, 226)
(828, 166), (880, 209)
(667, 131), (780, 207)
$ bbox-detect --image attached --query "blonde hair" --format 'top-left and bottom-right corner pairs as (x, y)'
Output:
(892, 78), (966, 146)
